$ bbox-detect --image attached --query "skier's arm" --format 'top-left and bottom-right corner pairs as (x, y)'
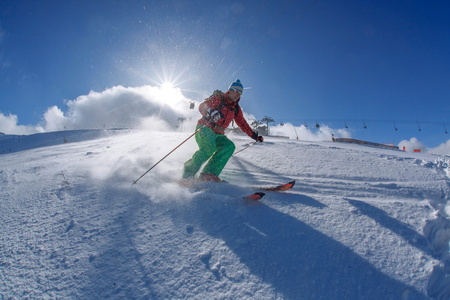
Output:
(235, 107), (263, 142)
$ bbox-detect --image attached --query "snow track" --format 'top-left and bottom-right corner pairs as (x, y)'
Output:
(1, 130), (450, 299)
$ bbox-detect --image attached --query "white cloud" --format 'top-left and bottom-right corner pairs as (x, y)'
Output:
(3, 83), (445, 157)
(398, 137), (450, 156)
(428, 139), (450, 156)
(0, 85), (200, 135)
(63, 85), (194, 130)
(398, 137), (425, 152)
(270, 123), (352, 141)
(0, 113), (43, 135)
(44, 106), (67, 132)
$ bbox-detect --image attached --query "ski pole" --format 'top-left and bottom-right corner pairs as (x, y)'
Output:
(132, 125), (205, 185)
(234, 140), (259, 155)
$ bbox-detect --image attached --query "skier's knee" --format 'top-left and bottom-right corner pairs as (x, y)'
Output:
(229, 143), (236, 152)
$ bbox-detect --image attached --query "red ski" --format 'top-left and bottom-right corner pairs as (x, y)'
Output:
(179, 179), (295, 202)
(256, 180), (295, 192)
(243, 180), (295, 201)
(243, 192), (265, 201)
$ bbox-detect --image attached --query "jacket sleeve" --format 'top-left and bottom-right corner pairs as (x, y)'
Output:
(234, 106), (254, 138)
(199, 95), (222, 117)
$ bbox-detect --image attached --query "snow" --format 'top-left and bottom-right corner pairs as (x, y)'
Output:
(1, 129), (450, 299)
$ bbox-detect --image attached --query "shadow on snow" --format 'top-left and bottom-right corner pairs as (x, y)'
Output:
(180, 194), (427, 300)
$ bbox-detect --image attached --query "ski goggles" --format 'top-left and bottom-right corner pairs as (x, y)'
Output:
(230, 88), (242, 95)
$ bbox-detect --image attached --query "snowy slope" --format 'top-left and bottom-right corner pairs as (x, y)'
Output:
(1, 130), (450, 299)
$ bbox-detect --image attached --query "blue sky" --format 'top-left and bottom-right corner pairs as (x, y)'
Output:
(0, 0), (449, 148)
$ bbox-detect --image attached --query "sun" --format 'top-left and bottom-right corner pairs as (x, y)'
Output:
(159, 80), (179, 100)
(160, 81), (174, 91)
(157, 80), (183, 114)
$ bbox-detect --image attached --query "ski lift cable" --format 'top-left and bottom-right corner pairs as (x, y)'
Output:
(286, 118), (448, 125)
(279, 118), (450, 130)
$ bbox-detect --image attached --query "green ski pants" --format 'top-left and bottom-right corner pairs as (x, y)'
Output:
(182, 126), (236, 179)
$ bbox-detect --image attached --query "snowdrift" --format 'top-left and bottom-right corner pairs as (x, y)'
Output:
(1, 130), (450, 299)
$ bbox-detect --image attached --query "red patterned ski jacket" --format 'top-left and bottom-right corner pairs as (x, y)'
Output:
(197, 92), (254, 137)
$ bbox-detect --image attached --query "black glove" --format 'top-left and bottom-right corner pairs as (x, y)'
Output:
(206, 108), (223, 123)
(251, 132), (264, 142)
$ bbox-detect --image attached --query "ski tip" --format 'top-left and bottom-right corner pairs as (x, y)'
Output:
(244, 192), (265, 201)
(259, 180), (296, 192)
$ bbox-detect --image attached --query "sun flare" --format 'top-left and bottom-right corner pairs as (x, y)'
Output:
(157, 80), (185, 113)
(160, 81), (174, 91)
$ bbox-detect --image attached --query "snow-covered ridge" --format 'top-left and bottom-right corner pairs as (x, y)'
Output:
(1, 130), (450, 299)
(0, 129), (132, 154)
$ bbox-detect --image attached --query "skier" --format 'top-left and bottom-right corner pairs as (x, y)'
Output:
(181, 79), (264, 184)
